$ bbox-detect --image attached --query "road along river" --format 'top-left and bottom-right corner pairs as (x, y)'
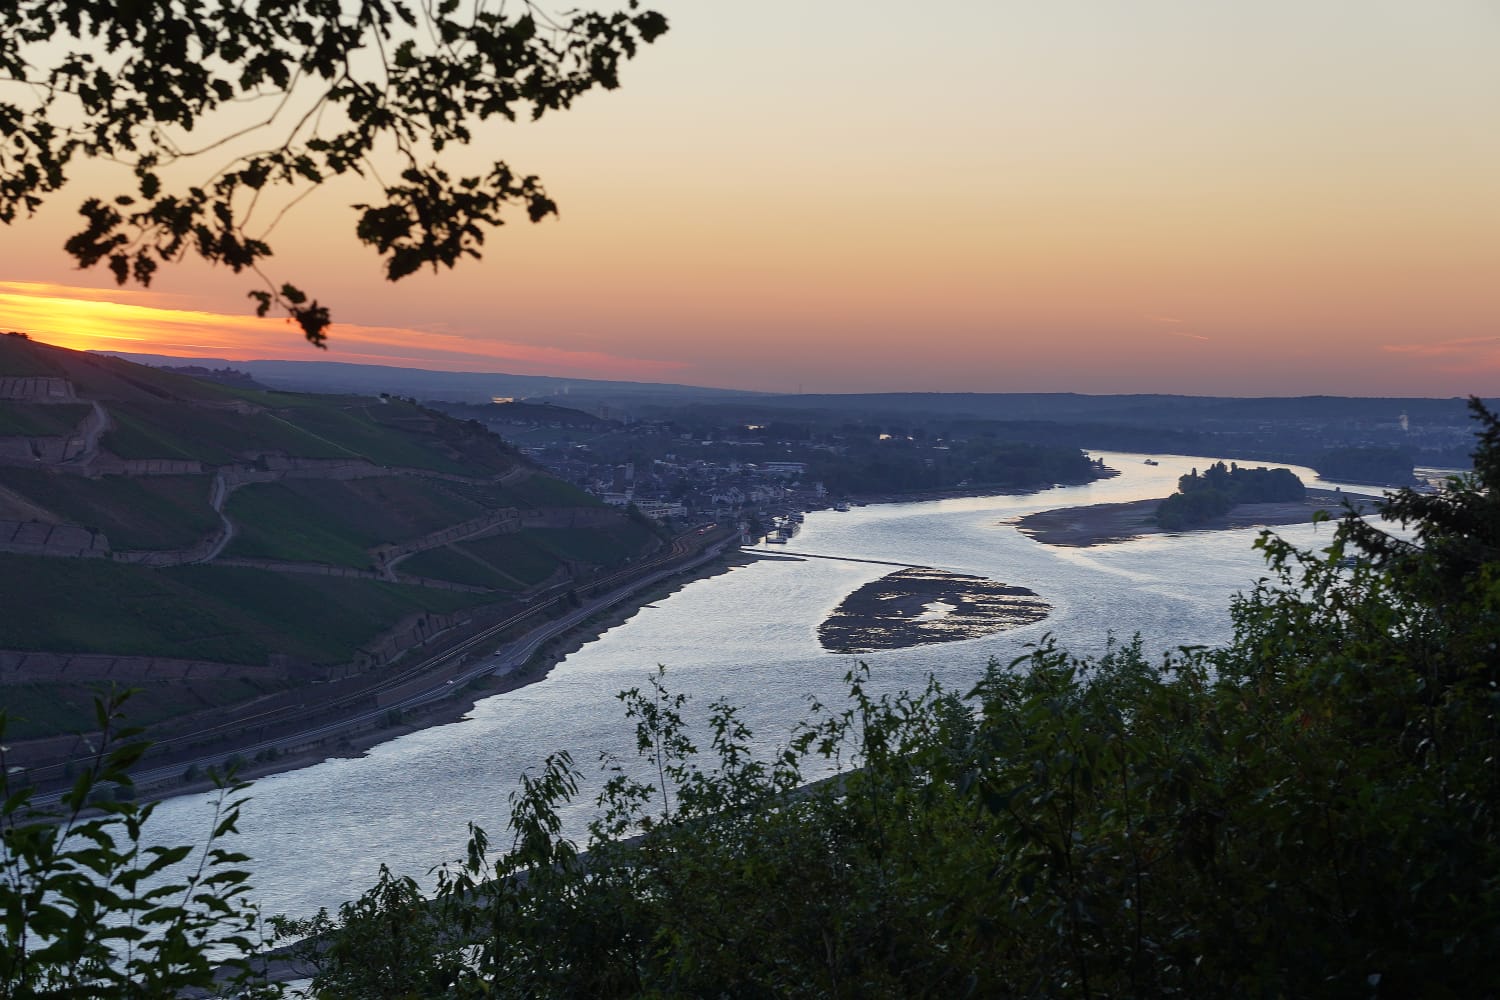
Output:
(140, 451), (1384, 923)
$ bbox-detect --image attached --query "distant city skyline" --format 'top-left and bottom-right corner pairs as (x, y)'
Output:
(3, 1), (1497, 396)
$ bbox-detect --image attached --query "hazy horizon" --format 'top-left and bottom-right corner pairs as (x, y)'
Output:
(78, 347), (1493, 403)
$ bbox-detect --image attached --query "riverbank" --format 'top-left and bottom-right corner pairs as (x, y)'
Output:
(122, 472), (1126, 803)
(1013, 487), (1378, 547)
(841, 466), (1121, 508)
(127, 549), (755, 805)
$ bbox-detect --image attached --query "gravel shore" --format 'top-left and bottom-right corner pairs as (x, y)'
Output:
(1012, 487), (1378, 547)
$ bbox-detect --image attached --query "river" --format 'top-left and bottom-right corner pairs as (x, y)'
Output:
(141, 450), (1383, 923)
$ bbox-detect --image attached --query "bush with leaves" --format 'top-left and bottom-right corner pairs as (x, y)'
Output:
(0, 690), (278, 997)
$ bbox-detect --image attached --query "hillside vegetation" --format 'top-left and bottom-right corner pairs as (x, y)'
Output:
(0, 336), (663, 740)
(6, 401), (1496, 998)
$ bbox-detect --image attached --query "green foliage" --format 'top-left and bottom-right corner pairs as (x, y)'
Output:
(1, 677), (284, 743)
(273, 866), (458, 999)
(273, 403), (495, 475)
(0, 334), (65, 376)
(2, 470), (218, 550)
(96, 394), (518, 473)
(398, 544), (528, 591)
(809, 438), (1098, 496)
(439, 532), (563, 587)
(225, 477), (496, 568)
(0, 690), (278, 997)
(225, 482), (383, 568)
(1153, 483), (1233, 529)
(1, 0), (668, 344)
(102, 399), (353, 463)
(0, 401), (90, 435)
(504, 473), (601, 508)
(530, 522), (660, 568)
(0, 554), (491, 665)
(161, 565), (495, 663)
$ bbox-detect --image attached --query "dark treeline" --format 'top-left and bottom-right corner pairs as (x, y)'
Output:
(1314, 445), (1416, 485)
(667, 395), (1486, 476)
(807, 438), (1100, 496)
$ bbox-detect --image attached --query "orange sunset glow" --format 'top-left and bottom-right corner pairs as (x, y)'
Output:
(0, 282), (689, 380)
(2, 1), (1497, 396)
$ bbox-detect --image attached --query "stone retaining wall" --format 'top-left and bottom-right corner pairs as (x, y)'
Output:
(350, 609), (470, 672)
(260, 456), (384, 477)
(0, 649), (291, 684)
(0, 405), (96, 466)
(0, 437), (47, 463)
(519, 506), (625, 529)
(211, 555), (492, 592)
(87, 456), (206, 475)
(0, 377), (76, 401)
(112, 531), (223, 567)
(373, 508), (522, 566)
(0, 519), (108, 557)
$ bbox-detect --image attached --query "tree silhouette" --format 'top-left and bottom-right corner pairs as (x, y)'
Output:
(0, 1), (668, 344)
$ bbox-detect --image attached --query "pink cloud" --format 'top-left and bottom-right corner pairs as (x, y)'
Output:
(1381, 336), (1500, 358)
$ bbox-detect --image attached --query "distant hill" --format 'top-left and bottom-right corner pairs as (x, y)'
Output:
(740, 391), (1486, 426)
(0, 336), (664, 742)
(431, 399), (616, 431)
(670, 392), (1490, 475)
(155, 364), (265, 388)
(92, 350), (1489, 473)
(96, 351), (762, 409)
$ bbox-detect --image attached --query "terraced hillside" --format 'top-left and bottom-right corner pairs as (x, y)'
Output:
(0, 335), (666, 741)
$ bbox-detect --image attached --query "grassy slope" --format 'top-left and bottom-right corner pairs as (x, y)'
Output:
(0, 341), (667, 742)
(506, 474), (601, 508)
(0, 402), (91, 436)
(0, 335), (68, 376)
(278, 403), (477, 474)
(404, 519), (660, 587)
(1, 471), (217, 549)
(397, 545), (527, 591)
(531, 522), (660, 566)
(103, 401), (356, 463)
(1, 677), (286, 741)
(0, 554), (494, 664)
(223, 477), (499, 567)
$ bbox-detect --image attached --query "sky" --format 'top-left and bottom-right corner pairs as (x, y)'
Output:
(2, 1), (1497, 396)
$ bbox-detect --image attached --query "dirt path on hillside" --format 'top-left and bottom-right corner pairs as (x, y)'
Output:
(197, 468), (236, 562)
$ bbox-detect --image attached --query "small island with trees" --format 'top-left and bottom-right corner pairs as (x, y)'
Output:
(1154, 461), (1306, 529)
(1016, 462), (1371, 547)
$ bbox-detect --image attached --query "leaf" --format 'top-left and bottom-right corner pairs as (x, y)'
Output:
(634, 10), (669, 41)
(291, 301), (331, 347)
